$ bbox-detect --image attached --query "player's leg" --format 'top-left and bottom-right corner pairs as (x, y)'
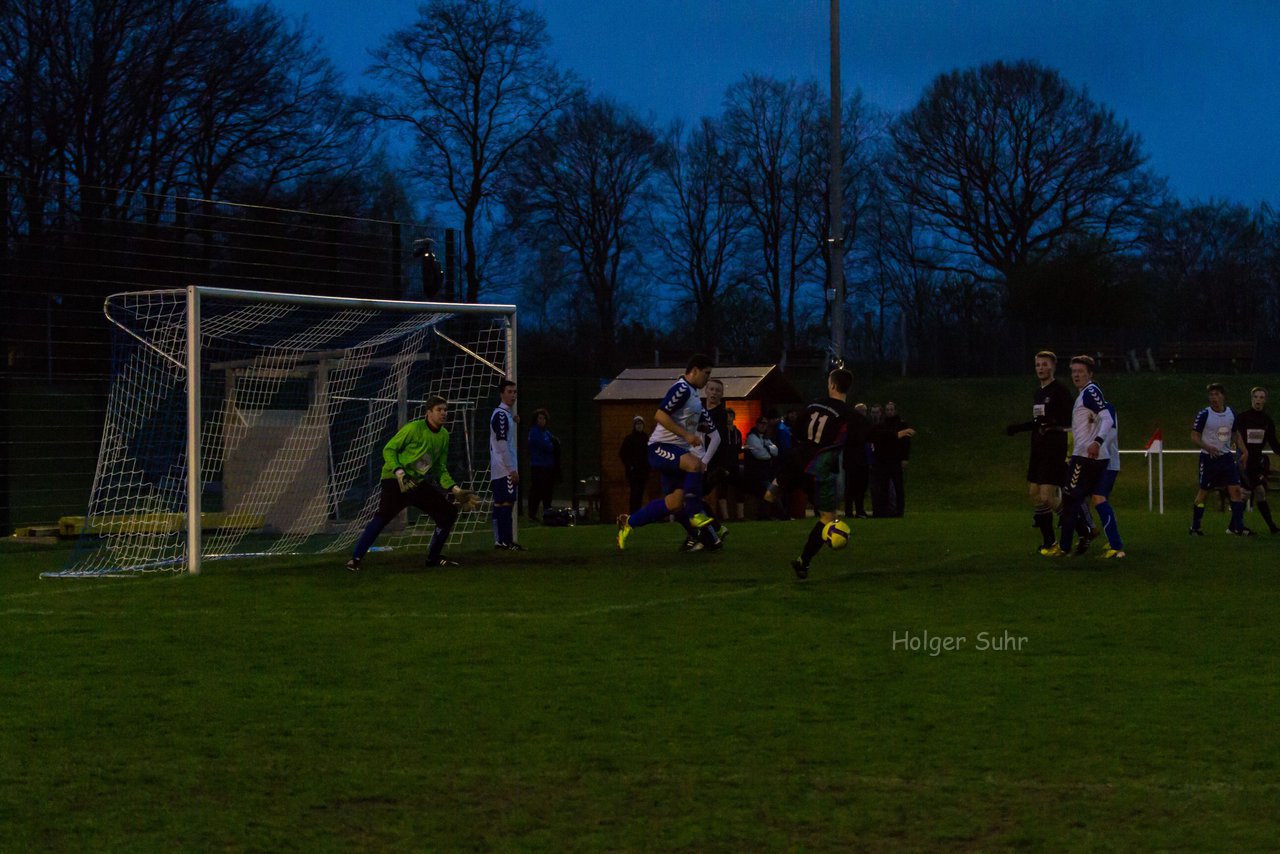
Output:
(1190, 455), (1211, 534)
(348, 480), (407, 570)
(491, 474), (520, 549)
(793, 458), (841, 578)
(792, 510), (836, 581)
(1029, 482), (1057, 550)
(1226, 478), (1252, 534)
(618, 443), (688, 549)
(1054, 457), (1094, 556)
(412, 484), (461, 565)
(1253, 465), (1279, 533)
(1091, 470), (1124, 557)
(1218, 454), (1250, 534)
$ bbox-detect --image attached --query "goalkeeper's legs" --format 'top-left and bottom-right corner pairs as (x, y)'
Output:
(352, 480), (407, 561)
(412, 484), (460, 564)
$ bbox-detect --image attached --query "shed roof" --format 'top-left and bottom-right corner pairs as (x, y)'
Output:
(594, 365), (802, 403)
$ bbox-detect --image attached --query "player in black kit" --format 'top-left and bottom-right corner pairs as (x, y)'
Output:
(764, 368), (872, 579)
(1237, 386), (1280, 534)
(1006, 350), (1073, 552)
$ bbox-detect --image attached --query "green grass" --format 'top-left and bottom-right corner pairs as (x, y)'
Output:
(3, 373), (1279, 850)
(3, 512), (1279, 851)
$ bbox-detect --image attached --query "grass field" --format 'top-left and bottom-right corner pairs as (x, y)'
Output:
(3, 373), (1279, 850)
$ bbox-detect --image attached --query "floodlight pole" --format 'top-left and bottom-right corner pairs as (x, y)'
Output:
(828, 0), (846, 365)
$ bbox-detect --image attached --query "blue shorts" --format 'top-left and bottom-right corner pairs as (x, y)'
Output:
(1092, 468), (1119, 499)
(491, 474), (518, 504)
(1198, 453), (1240, 490)
(648, 442), (699, 496)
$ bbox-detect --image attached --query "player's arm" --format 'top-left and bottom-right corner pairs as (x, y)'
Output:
(654, 408), (700, 447)
(1267, 418), (1280, 456)
(700, 427), (720, 465)
(1234, 430), (1249, 465)
(436, 447), (457, 492)
(1190, 410), (1214, 456)
(1088, 404), (1114, 460)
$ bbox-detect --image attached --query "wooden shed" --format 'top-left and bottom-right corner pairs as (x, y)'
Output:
(594, 365), (803, 521)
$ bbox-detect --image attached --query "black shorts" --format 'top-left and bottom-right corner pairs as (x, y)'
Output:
(1026, 450), (1066, 486)
(1243, 456), (1271, 491)
(375, 478), (458, 527)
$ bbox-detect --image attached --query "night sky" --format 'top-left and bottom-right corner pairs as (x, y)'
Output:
(268, 0), (1279, 207)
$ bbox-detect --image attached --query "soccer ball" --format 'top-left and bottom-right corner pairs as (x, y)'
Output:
(823, 519), (852, 550)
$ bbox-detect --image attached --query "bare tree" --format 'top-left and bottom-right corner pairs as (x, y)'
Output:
(366, 0), (574, 302)
(1, 0), (371, 223)
(503, 96), (660, 371)
(648, 118), (746, 353)
(181, 3), (372, 202)
(1141, 199), (1276, 340)
(722, 74), (825, 363)
(889, 59), (1160, 299)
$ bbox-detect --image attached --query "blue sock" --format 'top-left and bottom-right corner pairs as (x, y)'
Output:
(427, 525), (450, 561)
(1230, 501), (1245, 531)
(1096, 501), (1123, 550)
(352, 516), (388, 559)
(1192, 503), (1205, 530)
(683, 472), (704, 510)
(495, 504), (514, 544)
(630, 497), (672, 529)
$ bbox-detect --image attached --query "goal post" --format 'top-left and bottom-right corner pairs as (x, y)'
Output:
(48, 286), (516, 578)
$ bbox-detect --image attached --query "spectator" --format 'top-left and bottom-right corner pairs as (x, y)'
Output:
(772, 408), (794, 452)
(721, 408), (744, 520)
(701, 378), (732, 523)
(744, 415), (780, 520)
(527, 408), (558, 522)
(870, 400), (915, 517)
(619, 415), (651, 513)
(843, 402), (871, 519)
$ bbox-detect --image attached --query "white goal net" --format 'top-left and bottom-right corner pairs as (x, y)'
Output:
(49, 287), (515, 577)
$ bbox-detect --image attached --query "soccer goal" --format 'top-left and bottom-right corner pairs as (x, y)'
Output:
(47, 287), (516, 578)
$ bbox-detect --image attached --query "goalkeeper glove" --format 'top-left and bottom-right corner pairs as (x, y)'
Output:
(395, 468), (414, 493)
(452, 487), (480, 511)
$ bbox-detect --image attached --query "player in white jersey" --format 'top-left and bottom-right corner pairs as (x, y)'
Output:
(1087, 402), (1125, 558)
(489, 379), (523, 550)
(1189, 382), (1251, 535)
(1044, 355), (1113, 557)
(616, 354), (722, 550)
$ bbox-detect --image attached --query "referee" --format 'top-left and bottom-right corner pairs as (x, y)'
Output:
(1237, 386), (1280, 534)
(1006, 350), (1072, 552)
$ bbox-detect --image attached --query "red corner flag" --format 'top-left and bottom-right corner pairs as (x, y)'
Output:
(1144, 428), (1163, 454)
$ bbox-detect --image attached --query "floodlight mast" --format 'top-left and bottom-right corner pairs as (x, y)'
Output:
(828, 0), (846, 366)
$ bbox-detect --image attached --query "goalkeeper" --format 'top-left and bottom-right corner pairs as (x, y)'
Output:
(347, 396), (478, 571)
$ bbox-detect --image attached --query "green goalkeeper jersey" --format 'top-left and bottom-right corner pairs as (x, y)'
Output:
(381, 420), (456, 490)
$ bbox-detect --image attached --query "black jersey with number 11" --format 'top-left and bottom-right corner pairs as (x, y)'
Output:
(799, 397), (859, 464)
